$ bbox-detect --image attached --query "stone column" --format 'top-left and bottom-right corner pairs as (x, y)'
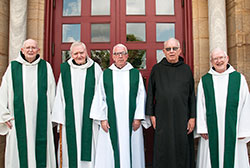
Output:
(9, 0), (28, 62)
(208, 0), (227, 53)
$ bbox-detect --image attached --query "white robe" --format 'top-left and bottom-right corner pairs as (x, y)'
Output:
(90, 63), (149, 168)
(196, 65), (250, 168)
(0, 53), (56, 168)
(52, 57), (102, 168)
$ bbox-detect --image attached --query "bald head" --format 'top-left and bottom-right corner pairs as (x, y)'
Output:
(163, 38), (181, 63)
(21, 39), (40, 63)
(22, 39), (38, 48)
(210, 47), (229, 73)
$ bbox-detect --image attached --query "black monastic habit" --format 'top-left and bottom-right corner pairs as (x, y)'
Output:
(146, 57), (196, 168)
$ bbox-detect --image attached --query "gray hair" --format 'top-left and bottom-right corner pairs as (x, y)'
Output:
(164, 38), (180, 48)
(210, 47), (228, 60)
(112, 43), (128, 54)
(70, 41), (87, 52)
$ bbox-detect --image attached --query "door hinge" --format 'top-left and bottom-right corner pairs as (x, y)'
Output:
(182, 0), (184, 7)
(53, 0), (56, 8)
(183, 40), (186, 56)
(52, 42), (55, 57)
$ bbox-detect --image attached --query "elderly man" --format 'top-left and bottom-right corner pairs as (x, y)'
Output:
(196, 48), (250, 168)
(90, 44), (149, 168)
(0, 39), (56, 167)
(146, 38), (196, 168)
(52, 41), (102, 167)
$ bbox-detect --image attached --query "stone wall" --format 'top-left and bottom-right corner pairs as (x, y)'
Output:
(192, 0), (250, 88)
(0, 0), (45, 77)
(192, 0), (210, 90)
(227, 0), (250, 85)
(0, 0), (9, 167)
(226, 0), (250, 158)
(0, 0), (45, 167)
(0, 0), (9, 82)
(27, 0), (45, 58)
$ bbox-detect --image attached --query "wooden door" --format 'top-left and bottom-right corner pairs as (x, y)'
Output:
(45, 0), (192, 166)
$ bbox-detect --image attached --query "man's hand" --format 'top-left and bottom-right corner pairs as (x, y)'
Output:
(187, 118), (195, 134)
(201, 134), (208, 140)
(150, 116), (156, 129)
(133, 119), (141, 131)
(238, 137), (245, 140)
(101, 120), (110, 133)
(5, 118), (14, 129)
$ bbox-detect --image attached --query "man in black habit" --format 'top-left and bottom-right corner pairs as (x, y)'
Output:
(146, 38), (196, 168)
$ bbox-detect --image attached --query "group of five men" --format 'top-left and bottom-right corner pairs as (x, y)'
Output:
(0, 38), (249, 168)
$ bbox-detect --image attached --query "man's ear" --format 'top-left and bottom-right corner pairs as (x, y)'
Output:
(163, 49), (167, 56)
(21, 48), (24, 54)
(178, 48), (182, 55)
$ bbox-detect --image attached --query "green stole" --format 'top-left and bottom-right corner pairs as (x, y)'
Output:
(11, 59), (48, 168)
(202, 71), (241, 168)
(103, 68), (139, 168)
(61, 62), (95, 167)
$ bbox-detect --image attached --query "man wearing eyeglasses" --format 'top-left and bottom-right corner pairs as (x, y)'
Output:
(146, 38), (195, 168)
(52, 41), (102, 168)
(90, 44), (150, 168)
(0, 39), (56, 167)
(196, 48), (250, 168)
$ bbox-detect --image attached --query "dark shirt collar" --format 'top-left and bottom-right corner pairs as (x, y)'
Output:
(20, 51), (40, 63)
(72, 59), (87, 66)
(212, 64), (230, 71)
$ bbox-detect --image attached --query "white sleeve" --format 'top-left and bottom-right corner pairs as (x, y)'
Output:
(90, 73), (108, 121)
(238, 75), (250, 140)
(94, 63), (103, 87)
(47, 63), (56, 114)
(51, 75), (65, 125)
(196, 79), (208, 134)
(134, 73), (146, 120)
(133, 73), (151, 129)
(0, 65), (13, 135)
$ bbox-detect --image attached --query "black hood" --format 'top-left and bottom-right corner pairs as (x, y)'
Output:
(20, 51), (40, 63)
(160, 56), (184, 67)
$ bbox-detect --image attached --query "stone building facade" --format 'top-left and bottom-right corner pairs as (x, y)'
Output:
(0, 0), (250, 166)
(0, 0), (9, 165)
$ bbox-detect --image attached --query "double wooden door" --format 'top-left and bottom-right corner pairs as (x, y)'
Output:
(45, 0), (193, 166)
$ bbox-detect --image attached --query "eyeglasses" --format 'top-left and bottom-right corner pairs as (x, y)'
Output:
(212, 56), (226, 61)
(113, 51), (127, 56)
(165, 47), (179, 52)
